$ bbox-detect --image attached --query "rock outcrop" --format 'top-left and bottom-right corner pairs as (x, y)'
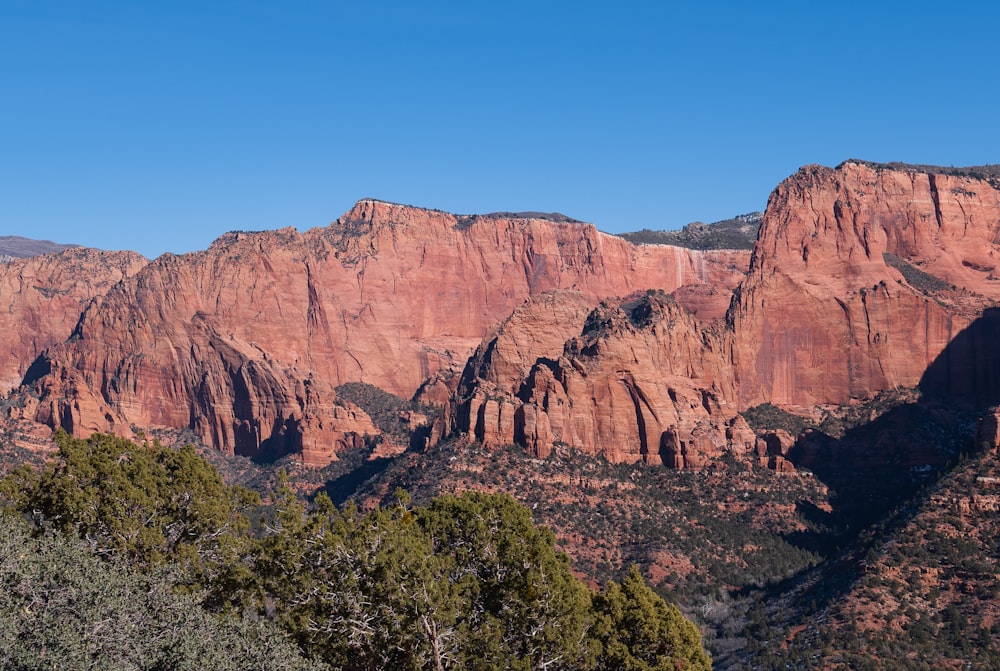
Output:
(0, 248), (147, 393)
(16, 200), (748, 464)
(456, 291), (758, 467)
(454, 161), (1000, 468)
(730, 161), (1000, 408)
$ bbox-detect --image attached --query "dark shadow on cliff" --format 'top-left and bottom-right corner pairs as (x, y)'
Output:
(784, 307), (1000, 544)
(20, 353), (52, 387)
(252, 420), (304, 465)
(788, 402), (967, 532)
(919, 306), (1000, 405)
(759, 308), (1000, 632)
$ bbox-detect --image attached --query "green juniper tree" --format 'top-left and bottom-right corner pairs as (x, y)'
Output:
(1, 433), (712, 671)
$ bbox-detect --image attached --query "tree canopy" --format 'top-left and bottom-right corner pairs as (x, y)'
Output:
(0, 432), (711, 670)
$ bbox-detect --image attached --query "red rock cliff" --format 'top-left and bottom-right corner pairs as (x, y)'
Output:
(453, 162), (1000, 469)
(20, 200), (748, 464)
(21, 162), (998, 469)
(455, 291), (757, 467)
(730, 161), (1000, 408)
(0, 248), (146, 393)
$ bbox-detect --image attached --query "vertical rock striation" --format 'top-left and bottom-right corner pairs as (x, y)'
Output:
(15, 200), (747, 464)
(730, 161), (1000, 408)
(455, 161), (1000, 468)
(455, 291), (757, 467)
(13, 161), (1000, 469)
(0, 248), (147, 393)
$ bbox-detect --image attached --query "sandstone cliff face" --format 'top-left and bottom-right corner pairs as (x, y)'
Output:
(456, 292), (758, 467)
(16, 162), (1000, 470)
(20, 200), (747, 464)
(454, 162), (1000, 469)
(0, 248), (147, 393)
(730, 161), (1000, 408)
(456, 290), (596, 400)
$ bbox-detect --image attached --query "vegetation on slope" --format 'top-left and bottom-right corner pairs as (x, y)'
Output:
(744, 444), (1000, 670)
(1, 385), (984, 670)
(741, 403), (813, 436)
(843, 159), (1000, 189)
(0, 511), (317, 671)
(0, 431), (710, 671)
(335, 381), (438, 448)
(616, 213), (761, 250)
(326, 438), (833, 664)
(297, 389), (980, 669)
(742, 388), (920, 440)
(882, 252), (954, 294)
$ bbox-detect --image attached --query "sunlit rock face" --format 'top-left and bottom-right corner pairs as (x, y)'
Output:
(14, 199), (746, 465)
(16, 160), (1000, 469)
(0, 248), (147, 393)
(455, 290), (755, 468)
(730, 161), (1000, 408)
(456, 162), (1000, 469)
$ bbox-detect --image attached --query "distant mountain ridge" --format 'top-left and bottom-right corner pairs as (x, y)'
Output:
(0, 235), (78, 261)
(615, 212), (762, 250)
(5, 200), (747, 465)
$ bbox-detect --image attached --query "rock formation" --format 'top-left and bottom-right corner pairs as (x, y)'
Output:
(455, 291), (757, 467)
(730, 161), (1000, 408)
(0, 248), (147, 393)
(14, 200), (748, 464)
(9, 161), (1000, 470)
(455, 161), (1000, 468)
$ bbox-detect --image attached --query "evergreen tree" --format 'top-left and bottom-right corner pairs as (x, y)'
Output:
(591, 565), (711, 671)
(3, 429), (254, 576)
(1, 434), (712, 671)
(416, 492), (596, 670)
(0, 510), (321, 671)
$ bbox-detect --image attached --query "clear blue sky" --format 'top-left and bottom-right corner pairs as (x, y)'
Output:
(3, 1), (998, 258)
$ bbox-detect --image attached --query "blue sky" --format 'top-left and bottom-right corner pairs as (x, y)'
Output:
(2, 1), (998, 258)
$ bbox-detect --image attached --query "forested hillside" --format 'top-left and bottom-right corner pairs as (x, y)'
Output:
(0, 431), (710, 671)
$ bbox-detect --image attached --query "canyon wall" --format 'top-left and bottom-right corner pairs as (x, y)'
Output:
(10, 162), (1000, 469)
(455, 291), (757, 468)
(730, 161), (1000, 408)
(15, 200), (748, 464)
(454, 162), (1000, 468)
(0, 248), (147, 393)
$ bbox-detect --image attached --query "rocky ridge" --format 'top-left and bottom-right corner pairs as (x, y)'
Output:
(453, 290), (759, 468)
(730, 161), (1000, 408)
(617, 212), (762, 250)
(6, 161), (1000, 474)
(0, 235), (78, 260)
(0, 247), (147, 393)
(452, 161), (1000, 471)
(8, 199), (749, 465)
